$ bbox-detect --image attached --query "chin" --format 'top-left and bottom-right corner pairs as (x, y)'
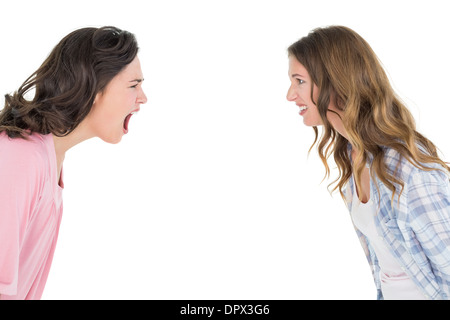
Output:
(303, 118), (323, 127)
(303, 120), (316, 127)
(109, 137), (123, 144)
(99, 134), (123, 144)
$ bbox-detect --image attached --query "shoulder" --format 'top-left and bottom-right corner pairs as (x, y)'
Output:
(0, 132), (53, 174)
(382, 147), (449, 185)
(0, 132), (52, 155)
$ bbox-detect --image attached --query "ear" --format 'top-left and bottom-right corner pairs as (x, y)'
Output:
(92, 91), (103, 106)
(328, 89), (345, 112)
(335, 96), (345, 111)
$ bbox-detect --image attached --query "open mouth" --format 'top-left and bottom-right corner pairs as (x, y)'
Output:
(123, 111), (138, 134)
(299, 105), (308, 116)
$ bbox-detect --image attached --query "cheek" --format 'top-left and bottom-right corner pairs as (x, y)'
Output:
(313, 108), (324, 124)
(305, 105), (324, 126)
(89, 102), (122, 128)
(104, 93), (134, 116)
(121, 92), (138, 109)
(309, 84), (320, 103)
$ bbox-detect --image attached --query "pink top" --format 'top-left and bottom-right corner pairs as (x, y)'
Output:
(0, 132), (63, 300)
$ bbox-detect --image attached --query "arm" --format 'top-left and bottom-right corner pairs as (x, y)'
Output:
(0, 140), (41, 297)
(0, 160), (21, 296)
(408, 169), (450, 294)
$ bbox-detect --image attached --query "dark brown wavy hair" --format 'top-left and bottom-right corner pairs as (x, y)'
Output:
(288, 25), (449, 202)
(0, 26), (138, 139)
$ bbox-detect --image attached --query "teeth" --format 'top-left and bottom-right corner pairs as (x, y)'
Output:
(299, 106), (307, 111)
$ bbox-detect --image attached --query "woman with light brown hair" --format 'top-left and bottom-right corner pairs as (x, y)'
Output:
(287, 25), (450, 300)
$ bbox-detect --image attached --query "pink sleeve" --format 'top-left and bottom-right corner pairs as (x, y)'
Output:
(0, 137), (43, 296)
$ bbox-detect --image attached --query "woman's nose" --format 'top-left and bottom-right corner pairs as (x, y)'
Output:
(138, 88), (148, 105)
(286, 84), (297, 102)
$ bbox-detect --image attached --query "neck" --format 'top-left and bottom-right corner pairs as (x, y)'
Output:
(52, 121), (94, 169)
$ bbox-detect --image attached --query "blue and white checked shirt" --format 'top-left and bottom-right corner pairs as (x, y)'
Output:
(343, 146), (450, 300)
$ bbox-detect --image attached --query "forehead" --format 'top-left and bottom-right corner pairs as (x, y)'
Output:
(288, 56), (309, 75)
(117, 56), (143, 80)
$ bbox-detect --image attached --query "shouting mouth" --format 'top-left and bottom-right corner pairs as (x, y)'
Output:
(123, 110), (139, 134)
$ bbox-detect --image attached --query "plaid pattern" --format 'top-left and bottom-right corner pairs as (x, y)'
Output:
(343, 147), (450, 300)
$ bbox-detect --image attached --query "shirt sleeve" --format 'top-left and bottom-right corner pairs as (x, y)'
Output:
(408, 169), (450, 284)
(0, 139), (43, 296)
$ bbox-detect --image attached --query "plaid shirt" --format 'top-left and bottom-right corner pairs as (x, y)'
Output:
(343, 146), (450, 300)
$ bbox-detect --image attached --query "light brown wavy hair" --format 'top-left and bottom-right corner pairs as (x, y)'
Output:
(0, 26), (138, 139)
(288, 25), (449, 202)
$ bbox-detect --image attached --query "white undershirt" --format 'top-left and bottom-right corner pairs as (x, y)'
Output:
(350, 176), (427, 300)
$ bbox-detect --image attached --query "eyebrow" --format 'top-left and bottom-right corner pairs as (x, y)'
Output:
(129, 78), (144, 83)
(291, 74), (305, 78)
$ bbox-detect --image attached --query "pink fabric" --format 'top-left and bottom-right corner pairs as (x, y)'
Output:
(0, 133), (63, 300)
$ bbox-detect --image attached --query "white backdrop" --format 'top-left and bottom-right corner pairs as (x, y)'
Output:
(1, 0), (449, 300)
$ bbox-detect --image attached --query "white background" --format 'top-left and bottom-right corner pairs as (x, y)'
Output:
(1, 0), (449, 300)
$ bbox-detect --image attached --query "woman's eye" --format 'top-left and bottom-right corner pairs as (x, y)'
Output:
(297, 79), (305, 85)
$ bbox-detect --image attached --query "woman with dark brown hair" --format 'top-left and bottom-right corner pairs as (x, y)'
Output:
(287, 26), (450, 299)
(0, 26), (147, 299)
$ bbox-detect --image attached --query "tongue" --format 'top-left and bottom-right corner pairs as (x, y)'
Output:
(123, 114), (132, 134)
